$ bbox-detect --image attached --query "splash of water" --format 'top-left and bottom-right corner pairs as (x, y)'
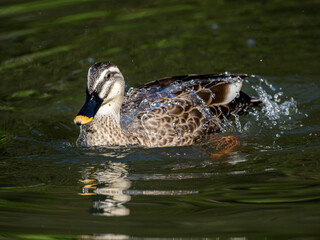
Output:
(121, 74), (303, 143)
(222, 74), (305, 147)
(246, 75), (301, 130)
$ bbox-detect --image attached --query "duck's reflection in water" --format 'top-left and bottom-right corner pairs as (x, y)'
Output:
(80, 162), (131, 216)
(79, 151), (251, 217)
(79, 161), (199, 217)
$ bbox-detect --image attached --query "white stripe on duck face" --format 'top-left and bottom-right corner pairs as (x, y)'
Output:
(86, 67), (92, 88)
(90, 68), (108, 91)
(99, 79), (124, 101)
(87, 67), (120, 92)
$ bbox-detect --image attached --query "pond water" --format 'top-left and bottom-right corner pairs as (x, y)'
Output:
(1, 0), (319, 239)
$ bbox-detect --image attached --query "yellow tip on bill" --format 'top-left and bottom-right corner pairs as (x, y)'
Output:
(74, 115), (93, 125)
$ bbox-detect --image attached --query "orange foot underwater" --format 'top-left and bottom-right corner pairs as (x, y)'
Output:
(209, 135), (239, 158)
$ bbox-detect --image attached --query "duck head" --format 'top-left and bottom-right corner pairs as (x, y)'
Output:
(74, 62), (125, 126)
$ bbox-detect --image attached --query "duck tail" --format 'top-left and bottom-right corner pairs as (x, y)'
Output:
(249, 97), (262, 106)
(230, 91), (261, 115)
(240, 91), (261, 106)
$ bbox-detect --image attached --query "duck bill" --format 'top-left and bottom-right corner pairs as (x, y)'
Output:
(74, 92), (103, 126)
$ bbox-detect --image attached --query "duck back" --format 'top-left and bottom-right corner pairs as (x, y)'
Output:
(120, 74), (259, 147)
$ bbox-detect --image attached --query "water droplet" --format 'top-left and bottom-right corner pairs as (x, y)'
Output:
(211, 23), (219, 30)
(127, 87), (134, 93)
(246, 38), (256, 48)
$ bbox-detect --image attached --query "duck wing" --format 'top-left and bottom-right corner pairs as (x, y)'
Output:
(120, 73), (259, 134)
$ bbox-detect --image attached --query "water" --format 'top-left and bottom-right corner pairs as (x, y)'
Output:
(1, 0), (320, 239)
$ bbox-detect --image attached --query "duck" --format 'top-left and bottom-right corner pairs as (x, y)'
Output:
(74, 62), (260, 147)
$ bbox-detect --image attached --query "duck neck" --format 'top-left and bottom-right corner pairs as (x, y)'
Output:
(95, 96), (123, 123)
(95, 97), (124, 137)
(78, 115), (126, 147)
(78, 96), (136, 146)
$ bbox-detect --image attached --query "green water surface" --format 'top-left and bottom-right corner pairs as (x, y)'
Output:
(0, 0), (319, 239)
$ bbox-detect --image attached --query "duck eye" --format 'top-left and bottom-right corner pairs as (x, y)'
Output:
(105, 73), (111, 79)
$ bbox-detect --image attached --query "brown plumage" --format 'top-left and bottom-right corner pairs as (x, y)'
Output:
(74, 62), (260, 147)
